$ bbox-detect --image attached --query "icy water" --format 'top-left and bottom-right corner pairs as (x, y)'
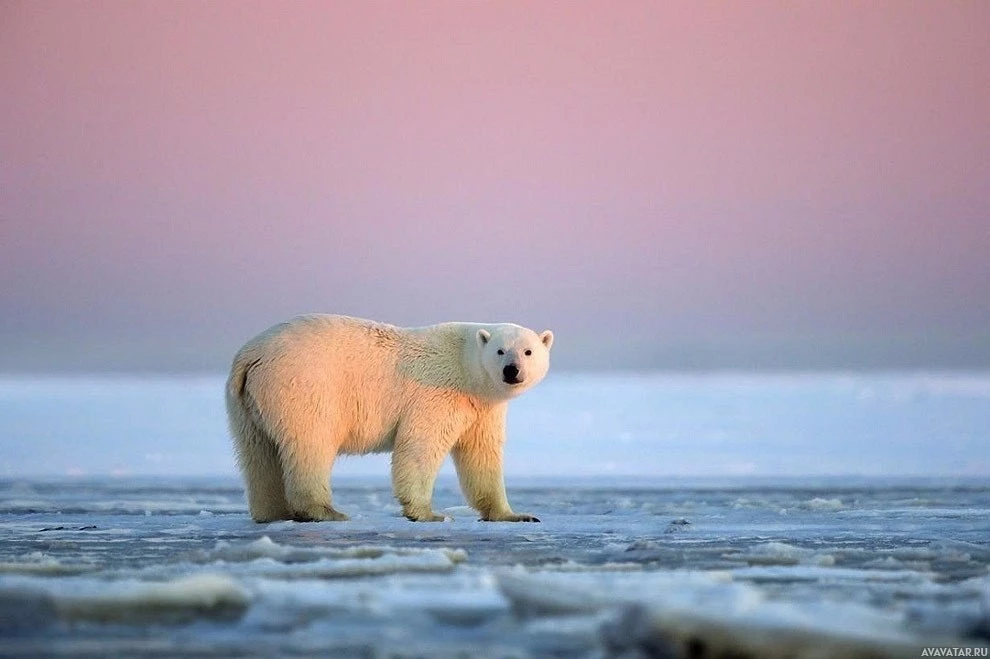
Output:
(0, 477), (988, 658)
(0, 373), (989, 657)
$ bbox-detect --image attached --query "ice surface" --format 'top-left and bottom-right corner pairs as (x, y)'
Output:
(498, 569), (926, 650)
(0, 476), (987, 657)
(0, 374), (988, 656)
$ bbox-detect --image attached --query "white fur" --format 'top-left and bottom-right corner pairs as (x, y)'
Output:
(225, 314), (553, 523)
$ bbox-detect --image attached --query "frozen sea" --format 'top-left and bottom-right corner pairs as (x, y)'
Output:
(1, 373), (989, 657)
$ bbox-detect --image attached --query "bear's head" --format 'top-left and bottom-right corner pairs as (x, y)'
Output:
(476, 324), (554, 398)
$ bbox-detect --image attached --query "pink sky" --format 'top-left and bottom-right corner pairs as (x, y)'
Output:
(1, 2), (988, 371)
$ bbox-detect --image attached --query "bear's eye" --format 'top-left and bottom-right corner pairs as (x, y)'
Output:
(497, 349), (504, 355)
(524, 349), (532, 356)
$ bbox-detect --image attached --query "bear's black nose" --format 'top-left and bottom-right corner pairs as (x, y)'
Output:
(502, 364), (521, 383)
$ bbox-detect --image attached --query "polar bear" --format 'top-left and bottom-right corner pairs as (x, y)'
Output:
(225, 314), (554, 523)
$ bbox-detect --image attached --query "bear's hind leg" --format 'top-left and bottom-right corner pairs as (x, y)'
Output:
(235, 427), (291, 523)
(280, 439), (349, 522)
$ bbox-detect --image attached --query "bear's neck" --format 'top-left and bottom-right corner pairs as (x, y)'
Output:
(399, 325), (504, 403)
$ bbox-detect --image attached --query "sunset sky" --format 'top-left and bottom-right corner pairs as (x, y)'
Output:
(2, 2), (988, 372)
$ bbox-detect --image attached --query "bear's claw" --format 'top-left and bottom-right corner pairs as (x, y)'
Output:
(290, 505), (350, 522)
(404, 511), (450, 522)
(482, 513), (541, 522)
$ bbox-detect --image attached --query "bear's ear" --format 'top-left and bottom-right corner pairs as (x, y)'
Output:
(477, 329), (491, 347)
(540, 330), (554, 350)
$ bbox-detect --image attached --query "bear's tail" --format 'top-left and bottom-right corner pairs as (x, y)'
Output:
(226, 349), (249, 401)
(225, 347), (264, 456)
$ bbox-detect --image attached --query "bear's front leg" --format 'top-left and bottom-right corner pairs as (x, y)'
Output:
(391, 443), (448, 521)
(451, 407), (540, 523)
(391, 410), (468, 522)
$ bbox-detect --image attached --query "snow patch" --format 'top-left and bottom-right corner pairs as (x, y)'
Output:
(1, 573), (250, 624)
(801, 497), (845, 511)
(730, 543), (835, 567)
(204, 535), (467, 566)
(0, 552), (93, 575)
